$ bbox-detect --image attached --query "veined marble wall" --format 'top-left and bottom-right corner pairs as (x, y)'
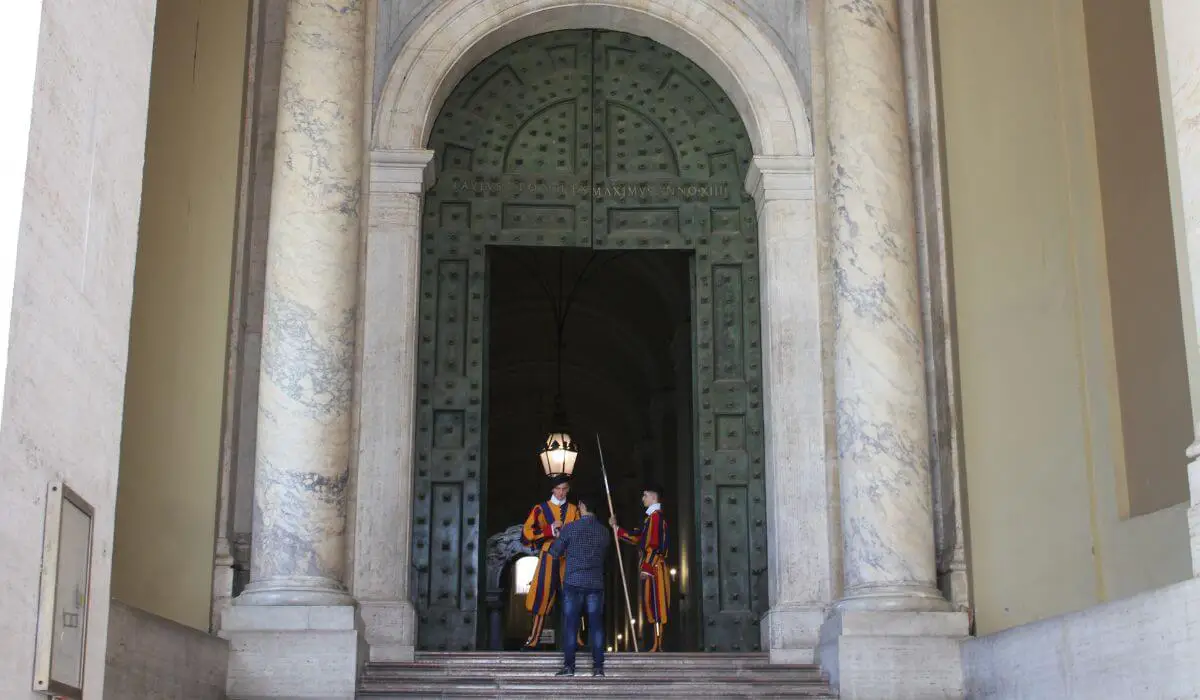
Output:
(215, 0), (971, 658)
(202, 3), (957, 611)
(0, 0), (158, 697)
(213, 1), (977, 695)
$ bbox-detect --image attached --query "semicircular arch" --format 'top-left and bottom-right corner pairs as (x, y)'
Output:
(374, 0), (812, 157)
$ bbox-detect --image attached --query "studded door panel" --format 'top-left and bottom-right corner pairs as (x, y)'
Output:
(590, 30), (766, 651)
(418, 29), (766, 652)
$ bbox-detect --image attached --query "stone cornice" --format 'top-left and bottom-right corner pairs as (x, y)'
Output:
(745, 155), (816, 204)
(370, 148), (436, 193)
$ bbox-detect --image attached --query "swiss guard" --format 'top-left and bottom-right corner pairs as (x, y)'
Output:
(519, 472), (580, 650)
(611, 482), (670, 652)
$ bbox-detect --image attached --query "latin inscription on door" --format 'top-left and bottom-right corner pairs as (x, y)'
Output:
(417, 29), (767, 652)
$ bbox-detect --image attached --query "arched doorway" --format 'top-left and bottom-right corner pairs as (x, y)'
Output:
(412, 29), (768, 652)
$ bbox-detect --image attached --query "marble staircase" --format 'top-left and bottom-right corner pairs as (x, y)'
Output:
(358, 651), (837, 698)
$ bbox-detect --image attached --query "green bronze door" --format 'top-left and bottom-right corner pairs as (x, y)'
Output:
(416, 29), (767, 652)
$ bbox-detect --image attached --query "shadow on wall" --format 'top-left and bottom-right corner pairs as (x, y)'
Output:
(104, 600), (228, 699)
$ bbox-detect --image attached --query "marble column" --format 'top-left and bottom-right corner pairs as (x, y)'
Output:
(237, 0), (364, 608)
(1159, 0), (1200, 577)
(353, 148), (435, 662)
(825, 0), (946, 613)
(746, 156), (832, 664)
(222, 2), (366, 698)
(817, 2), (966, 696)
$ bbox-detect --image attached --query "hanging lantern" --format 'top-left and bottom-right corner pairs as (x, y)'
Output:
(532, 249), (595, 478)
(538, 429), (578, 478)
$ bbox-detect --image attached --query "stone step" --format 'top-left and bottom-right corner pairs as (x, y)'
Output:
(415, 651), (771, 658)
(358, 652), (836, 698)
(364, 668), (823, 681)
(358, 678), (837, 698)
(402, 651), (785, 668)
(368, 655), (822, 675)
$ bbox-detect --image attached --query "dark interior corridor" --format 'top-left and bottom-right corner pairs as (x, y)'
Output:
(484, 246), (697, 651)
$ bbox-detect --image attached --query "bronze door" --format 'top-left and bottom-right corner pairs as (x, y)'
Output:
(416, 29), (767, 651)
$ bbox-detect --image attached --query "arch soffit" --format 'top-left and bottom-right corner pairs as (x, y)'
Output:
(374, 0), (813, 158)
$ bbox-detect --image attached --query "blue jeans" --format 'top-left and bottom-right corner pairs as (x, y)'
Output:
(561, 585), (605, 670)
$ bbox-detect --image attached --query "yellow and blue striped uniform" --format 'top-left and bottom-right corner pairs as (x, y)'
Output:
(618, 508), (670, 650)
(520, 499), (579, 646)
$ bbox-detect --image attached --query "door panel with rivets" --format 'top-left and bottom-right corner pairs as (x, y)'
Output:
(590, 30), (766, 651)
(417, 29), (766, 652)
(418, 30), (595, 651)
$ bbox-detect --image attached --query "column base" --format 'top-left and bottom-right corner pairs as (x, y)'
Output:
(359, 599), (417, 662)
(836, 581), (954, 613)
(761, 603), (828, 664)
(817, 608), (968, 699)
(221, 604), (365, 700)
(211, 554), (236, 633)
(236, 575), (355, 607)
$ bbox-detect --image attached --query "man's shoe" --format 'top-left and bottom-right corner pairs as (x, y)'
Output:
(519, 644), (537, 652)
(555, 667), (575, 677)
(592, 667), (605, 677)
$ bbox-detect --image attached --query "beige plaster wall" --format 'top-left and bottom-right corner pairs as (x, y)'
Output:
(111, 0), (250, 632)
(938, 0), (1192, 635)
(0, 0), (157, 697)
(1083, 0), (1191, 519)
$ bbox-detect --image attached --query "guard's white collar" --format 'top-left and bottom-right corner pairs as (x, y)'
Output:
(645, 502), (662, 515)
(550, 495), (567, 507)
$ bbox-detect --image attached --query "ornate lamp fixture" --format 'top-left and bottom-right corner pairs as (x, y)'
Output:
(538, 399), (578, 478)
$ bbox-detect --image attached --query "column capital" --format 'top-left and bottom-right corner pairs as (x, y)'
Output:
(745, 155), (815, 204)
(370, 148), (436, 194)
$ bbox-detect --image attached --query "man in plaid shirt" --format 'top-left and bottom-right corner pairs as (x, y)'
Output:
(547, 493), (610, 676)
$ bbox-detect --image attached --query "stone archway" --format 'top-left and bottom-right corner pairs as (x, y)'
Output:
(356, 0), (829, 664)
(220, 2), (972, 695)
(372, 0), (814, 157)
(413, 28), (771, 652)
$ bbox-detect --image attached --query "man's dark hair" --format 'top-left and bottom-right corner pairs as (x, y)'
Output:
(575, 493), (605, 519)
(644, 483), (666, 501)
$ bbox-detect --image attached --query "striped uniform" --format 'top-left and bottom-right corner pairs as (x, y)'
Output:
(618, 507), (670, 648)
(521, 499), (580, 620)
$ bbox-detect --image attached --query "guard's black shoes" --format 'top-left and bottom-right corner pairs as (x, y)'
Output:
(555, 667), (575, 677)
(592, 667), (605, 677)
